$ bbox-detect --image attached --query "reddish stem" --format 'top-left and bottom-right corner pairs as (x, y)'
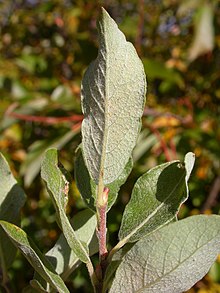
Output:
(149, 125), (171, 161)
(169, 137), (177, 160)
(99, 205), (107, 261)
(98, 187), (109, 262)
(6, 112), (83, 125)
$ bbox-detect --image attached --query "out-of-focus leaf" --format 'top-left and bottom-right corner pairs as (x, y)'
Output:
(21, 130), (79, 187)
(0, 153), (26, 273)
(22, 285), (39, 293)
(152, 116), (180, 128)
(16, 54), (47, 74)
(75, 147), (133, 212)
(177, 0), (202, 16)
(0, 221), (69, 293)
(133, 130), (157, 162)
(188, 3), (214, 61)
(81, 8), (146, 185)
(41, 148), (90, 264)
(209, 260), (220, 283)
(110, 215), (220, 293)
(142, 58), (184, 89)
(118, 153), (195, 244)
(51, 85), (72, 102)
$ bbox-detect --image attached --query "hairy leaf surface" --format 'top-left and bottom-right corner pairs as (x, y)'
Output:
(0, 153), (26, 271)
(75, 147), (133, 212)
(30, 209), (98, 292)
(119, 153), (195, 243)
(0, 221), (69, 293)
(110, 215), (220, 293)
(81, 8), (146, 185)
(41, 148), (89, 264)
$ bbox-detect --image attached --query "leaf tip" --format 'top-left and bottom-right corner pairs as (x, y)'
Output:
(184, 152), (195, 181)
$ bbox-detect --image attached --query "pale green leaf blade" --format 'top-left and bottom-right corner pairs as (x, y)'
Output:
(184, 151), (195, 181)
(30, 209), (98, 292)
(21, 130), (78, 187)
(0, 152), (26, 270)
(41, 148), (90, 264)
(0, 221), (69, 293)
(81, 8), (146, 185)
(110, 215), (220, 293)
(119, 153), (195, 243)
(188, 3), (214, 62)
(75, 147), (133, 212)
(103, 243), (134, 292)
(47, 209), (97, 278)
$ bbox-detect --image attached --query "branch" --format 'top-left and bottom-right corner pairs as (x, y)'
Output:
(201, 176), (220, 213)
(6, 111), (83, 125)
(143, 107), (193, 127)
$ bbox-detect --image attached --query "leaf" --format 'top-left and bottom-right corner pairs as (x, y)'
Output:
(81, 7), (146, 185)
(110, 215), (220, 293)
(41, 148), (90, 264)
(74, 147), (133, 212)
(47, 209), (97, 277)
(103, 243), (134, 292)
(132, 130), (157, 162)
(0, 221), (69, 293)
(0, 152), (26, 272)
(29, 209), (98, 292)
(21, 130), (79, 187)
(142, 58), (184, 89)
(188, 3), (214, 61)
(118, 153), (195, 244)
(184, 152), (195, 181)
(177, 0), (201, 16)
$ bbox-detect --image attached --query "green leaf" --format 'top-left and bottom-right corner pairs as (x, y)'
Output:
(21, 130), (79, 187)
(142, 58), (184, 89)
(0, 153), (26, 272)
(132, 130), (157, 162)
(103, 243), (134, 292)
(29, 209), (98, 292)
(47, 209), (97, 278)
(81, 7), (146, 185)
(118, 153), (195, 244)
(188, 3), (214, 61)
(0, 221), (69, 293)
(110, 215), (220, 293)
(184, 152), (195, 181)
(75, 147), (133, 212)
(41, 148), (90, 264)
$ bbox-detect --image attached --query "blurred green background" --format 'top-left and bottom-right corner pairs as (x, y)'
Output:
(0, 0), (220, 292)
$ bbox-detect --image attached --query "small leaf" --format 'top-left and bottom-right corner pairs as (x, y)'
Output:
(41, 148), (90, 264)
(0, 152), (26, 271)
(75, 147), (133, 212)
(29, 209), (98, 292)
(119, 153), (195, 244)
(184, 151), (195, 181)
(110, 215), (220, 293)
(0, 221), (69, 293)
(81, 8), (146, 185)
